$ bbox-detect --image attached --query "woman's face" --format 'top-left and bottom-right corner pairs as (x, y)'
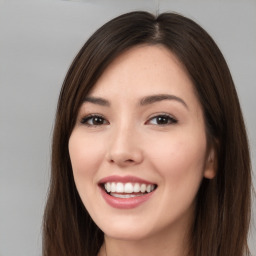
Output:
(69, 45), (215, 241)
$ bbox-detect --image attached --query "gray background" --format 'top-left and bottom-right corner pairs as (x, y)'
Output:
(0, 0), (255, 255)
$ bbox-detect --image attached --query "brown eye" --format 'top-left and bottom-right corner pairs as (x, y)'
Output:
(81, 115), (109, 126)
(147, 115), (177, 125)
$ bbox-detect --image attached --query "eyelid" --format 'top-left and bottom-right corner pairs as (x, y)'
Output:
(145, 113), (178, 125)
(80, 114), (109, 126)
(79, 112), (177, 127)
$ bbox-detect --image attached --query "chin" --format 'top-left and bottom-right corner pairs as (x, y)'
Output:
(95, 215), (153, 241)
(103, 228), (151, 241)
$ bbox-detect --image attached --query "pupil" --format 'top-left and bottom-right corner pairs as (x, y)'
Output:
(157, 116), (168, 124)
(93, 117), (103, 125)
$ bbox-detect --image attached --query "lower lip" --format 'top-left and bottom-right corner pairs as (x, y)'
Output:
(100, 187), (155, 209)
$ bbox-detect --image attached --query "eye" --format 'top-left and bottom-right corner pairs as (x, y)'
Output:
(146, 114), (177, 125)
(80, 115), (109, 126)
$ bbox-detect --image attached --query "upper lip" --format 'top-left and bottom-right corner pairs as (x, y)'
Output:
(98, 175), (156, 185)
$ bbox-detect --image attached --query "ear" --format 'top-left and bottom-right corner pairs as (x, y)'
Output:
(203, 146), (217, 179)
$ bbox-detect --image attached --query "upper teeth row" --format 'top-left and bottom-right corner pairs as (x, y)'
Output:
(104, 182), (155, 193)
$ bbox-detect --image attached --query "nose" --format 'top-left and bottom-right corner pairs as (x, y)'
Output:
(106, 125), (143, 167)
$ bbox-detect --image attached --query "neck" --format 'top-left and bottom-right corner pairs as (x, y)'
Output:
(98, 224), (191, 256)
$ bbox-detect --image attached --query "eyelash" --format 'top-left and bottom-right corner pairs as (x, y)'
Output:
(80, 114), (178, 127)
(80, 114), (109, 127)
(146, 114), (178, 125)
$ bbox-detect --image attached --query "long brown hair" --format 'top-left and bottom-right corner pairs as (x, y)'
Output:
(43, 11), (251, 256)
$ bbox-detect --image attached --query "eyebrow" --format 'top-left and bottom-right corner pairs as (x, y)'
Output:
(83, 94), (188, 109)
(83, 96), (110, 106)
(140, 94), (188, 109)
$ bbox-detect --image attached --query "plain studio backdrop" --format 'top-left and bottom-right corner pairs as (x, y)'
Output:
(0, 0), (255, 255)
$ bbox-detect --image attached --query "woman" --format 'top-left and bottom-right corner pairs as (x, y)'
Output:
(43, 11), (252, 256)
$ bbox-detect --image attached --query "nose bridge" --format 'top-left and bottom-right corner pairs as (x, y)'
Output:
(107, 119), (143, 166)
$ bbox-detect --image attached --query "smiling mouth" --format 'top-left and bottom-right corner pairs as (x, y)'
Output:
(101, 182), (157, 198)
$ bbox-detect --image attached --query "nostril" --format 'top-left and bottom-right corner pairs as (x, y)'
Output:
(106, 149), (143, 166)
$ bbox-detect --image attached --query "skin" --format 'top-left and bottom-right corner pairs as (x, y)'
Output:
(69, 45), (215, 256)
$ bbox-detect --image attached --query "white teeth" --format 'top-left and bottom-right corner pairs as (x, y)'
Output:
(111, 182), (116, 192)
(105, 182), (111, 193)
(110, 193), (144, 198)
(103, 182), (156, 194)
(124, 183), (133, 193)
(140, 184), (146, 193)
(116, 182), (124, 193)
(134, 183), (140, 192)
(146, 184), (152, 193)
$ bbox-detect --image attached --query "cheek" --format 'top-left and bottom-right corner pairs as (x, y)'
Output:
(147, 133), (207, 223)
(146, 130), (207, 190)
(69, 130), (105, 174)
(68, 130), (106, 201)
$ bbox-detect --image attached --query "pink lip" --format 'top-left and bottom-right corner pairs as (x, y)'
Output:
(98, 175), (156, 209)
(100, 187), (155, 209)
(98, 175), (154, 185)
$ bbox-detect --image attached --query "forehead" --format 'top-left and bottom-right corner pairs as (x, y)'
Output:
(88, 45), (197, 105)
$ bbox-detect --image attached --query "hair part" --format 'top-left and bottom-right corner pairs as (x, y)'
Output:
(43, 11), (251, 256)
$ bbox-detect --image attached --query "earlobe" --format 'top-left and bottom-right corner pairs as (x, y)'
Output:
(203, 147), (217, 179)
